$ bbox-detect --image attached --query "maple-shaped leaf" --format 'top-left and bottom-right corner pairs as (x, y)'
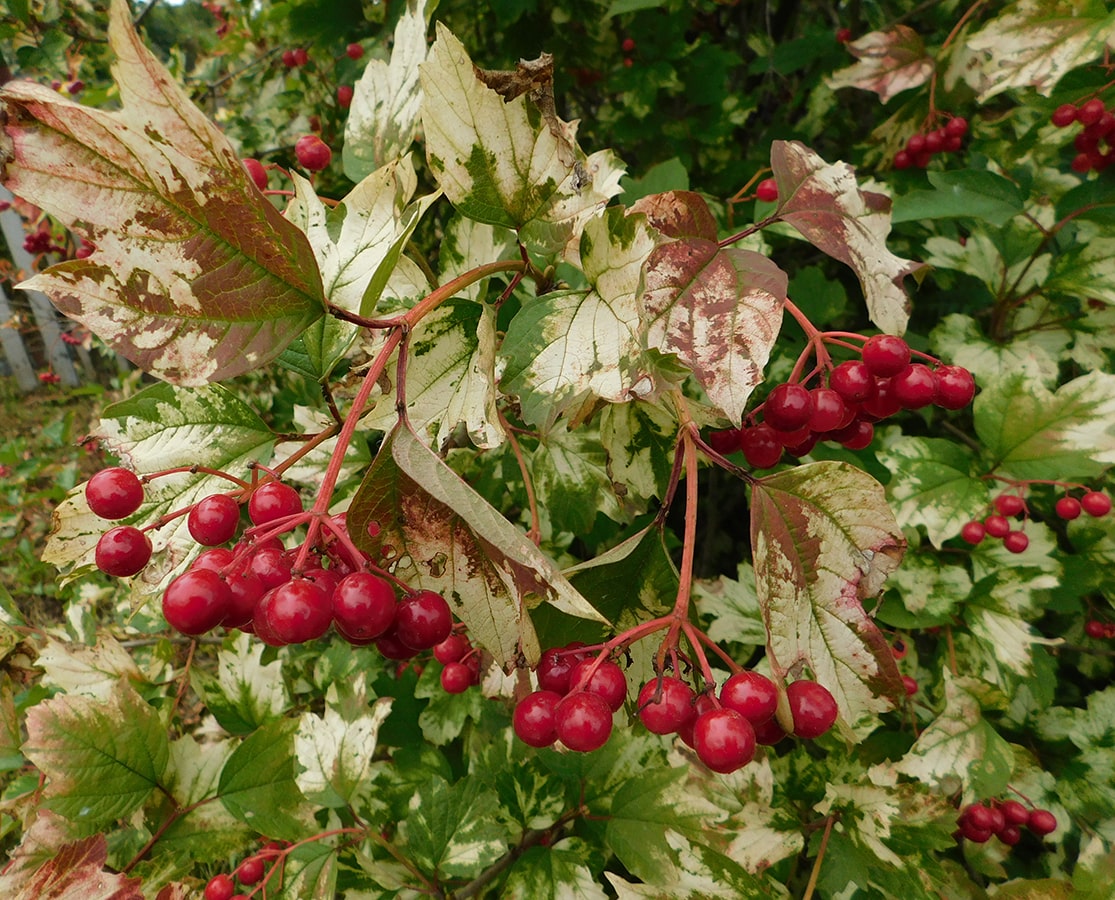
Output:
(826, 26), (935, 102)
(401, 776), (509, 879)
(420, 25), (622, 255)
(0, 0), (324, 384)
(343, 0), (430, 180)
(975, 370), (1115, 481)
(347, 422), (606, 666)
(749, 461), (906, 739)
(36, 636), (143, 701)
(0, 834), (143, 900)
(637, 191), (787, 423)
(22, 683), (169, 834)
(500, 206), (657, 427)
(961, 0), (1115, 102)
(770, 140), (923, 335)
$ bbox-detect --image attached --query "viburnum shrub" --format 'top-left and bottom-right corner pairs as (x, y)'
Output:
(2, 0), (1114, 897)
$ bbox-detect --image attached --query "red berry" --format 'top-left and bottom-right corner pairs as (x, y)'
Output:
(337, 84), (354, 109)
(395, 590), (453, 649)
(893, 150), (912, 170)
(295, 134), (332, 172)
(960, 521), (986, 545)
(999, 800), (1030, 826)
(1085, 619), (1108, 639)
(433, 633), (471, 664)
(536, 644), (590, 695)
(1027, 809), (1057, 836)
(374, 625), (419, 659)
(193, 547), (235, 572)
(752, 716), (787, 745)
(292, 47), (309, 66)
(994, 493), (1025, 517)
(95, 525), (152, 577)
(568, 658), (628, 712)
(984, 515), (1011, 538)
(242, 158), (268, 191)
(333, 572), (396, 643)
(756, 177), (779, 203)
(1071, 153), (1092, 174)
(188, 494), (241, 546)
(998, 824), (1022, 846)
(902, 675), (918, 696)
(223, 569), (265, 629)
(621, 37), (636, 53)
(1078, 98), (1105, 126)
(892, 364), (938, 409)
(163, 569), (231, 635)
(637, 676), (696, 734)
(786, 680), (838, 739)
(205, 875), (236, 900)
(739, 423), (783, 469)
(555, 691), (613, 752)
(281, 49), (298, 68)
(763, 383), (812, 432)
(693, 708), (756, 773)
(440, 662), (472, 694)
(236, 856), (265, 886)
(924, 130), (944, 154)
(1052, 103), (1078, 127)
(808, 388), (849, 433)
(836, 419), (874, 451)
(248, 481), (302, 526)
(962, 803), (996, 831)
(859, 377), (902, 420)
(346, 42), (364, 60)
(945, 116), (969, 137)
(247, 546), (294, 590)
(86, 467), (145, 520)
(906, 133), (926, 155)
(260, 579), (333, 644)
(622, 57), (634, 68)
(829, 360), (875, 403)
(707, 428), (742, 455)
(513, 690), (561, 747)
(861, 335), (911, 377)
(1081, 491), (1111, 517)
(719, 671), (778, 724)
(1003, 531), (1029, 554)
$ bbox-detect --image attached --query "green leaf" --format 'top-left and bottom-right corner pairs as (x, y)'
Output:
(501, 206), (656, 427)
(694, 562), (767, 648)
(826, 26), (934, 103)
(883, 550), (973, 624)
(771, 140), (923, 335)
(1055, 178), (1115, 226)
(878, 436), (990, 548)
(348, 422), (606, 667)
(963, 1), (1115, 101)
(190, 632), (288, 735)
(750, 461), (906, 738)
(637, 191), (788, 422)
(605, 0), (667, 15)
(415, 664), (484, 745)
(438, 214), (518, 303)
(1045, 236), (1115, 306)
(896, 671), (1014, 798)
(420, 25), (622, 243)
(599, 399), (678, 513)
(504, 839), (607, 900)
(930, 312), (1063, 387)
(218, 718), (312, 841)
(533, 421), (624, 533)
(401, 775), (509, 879)
(343, 0), (430, 180)
(974, 370), (1115, 480)
(42, 383), (274, 592)
(0, 0), (324, 384)
(963, 568), (1062, 681)
(620, 158), (690, 204)
(22, 684), (169, 834)
(892, 170), (1025, 227)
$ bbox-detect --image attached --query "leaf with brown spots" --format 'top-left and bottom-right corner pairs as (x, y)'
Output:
(750, 461), (907, 740)
(347, 422), (606, 666)
(770, 141), (923, 335)
(826, 26), (935, 103)
(638, 191), (787, 422)
(0, 0), (323, 385)
(0, 834), (144, 900)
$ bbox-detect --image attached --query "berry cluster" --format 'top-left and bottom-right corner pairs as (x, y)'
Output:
(893, 117), (969, 170)
(711, 334), (975, 470)
(1051, 97), (1114, 174)
(512, 643), (837, 775)
(281, 47), (310, 68)
(1084, 618), (1115, 640)
(203, 839), (288, 900)
(955, 799), (1057, 846)
(960, 488), (1110, 551)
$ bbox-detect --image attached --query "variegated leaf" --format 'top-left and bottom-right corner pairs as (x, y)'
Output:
(750, 461), (906, 739)
(770, 140), (922, 335)
(0, 0), (323, 384)
(827, 26), (935, 103)
(0, 834), (143, 900)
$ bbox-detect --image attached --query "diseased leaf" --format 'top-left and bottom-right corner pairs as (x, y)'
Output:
(0, 834), (143, 900)
(750, 461), (906, 738)
(343, 0), (430, 180)
(877, 436), (991, 548)
(22, 684), (169, 834)
(638, 191), (787, 422)
(896, 671), (1014, 798)
(961, 0), (1115, 102)
(420, 25), (622, 252)
(826, 26), (935, 103)
(974, 370), (1115, 481)
(501, 207), (656, 427)
(401, 776), (509, 879)
(348, 422), (606, 667)
(0, 0), (323, 384)
(770, 140), (923, 335)
(42, 383), (273, 595)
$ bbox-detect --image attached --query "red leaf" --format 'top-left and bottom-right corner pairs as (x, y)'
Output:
(0, 834), (143, 900)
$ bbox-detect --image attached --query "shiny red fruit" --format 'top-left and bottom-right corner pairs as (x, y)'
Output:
(892, 364), (938, 409)
(1051, 103), (1078, 127)
(337, 84), (354, 108)
(861, 335), (911, 377)
(756, 177), (779, 203)
(808, 387), (849, 433)
(395, 590), (453, 649)
(960, 521), (985, 545)
(1027, 808), (1057, 836)
(993, 494), (1025, 517)
(295, 134), (332, 171)
(260, 579), (333, 644)
(333, 572), (397, 642)
(1081, 491), (1111, 517)
(719, 671), (778, 724)
(739, 423), (783, 469)
(242, 158), (268, 191)
(95, 526), (152, 577)
(763, 383), (812, 432)
(536, 644), (591, 695)
(163, 569), (231, 635)
(984, 515), (1011, 538)
(693, 708), (756, 773)
(568, 658), (628, 712)
(346, 42), (364, 59)
(637, 676), (696, 734)
(248, 481), (302, 526)
(236, 856), (265, 886)
(205, 875), (236, 900)
(1003, 531), (1029, 554)
(86, 467), (145, 520)
(786, 680), (838, 739)
(933, 365), (975, 410)
(1055, 496), (1082, 520)
(440, 662), (472, 694)
(513, 690), (561, 747)
(188, 494), (241, 546)
(555, 691), (613, 752)
(433, 634), (471, 664)
(829, 360), (875, 402)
